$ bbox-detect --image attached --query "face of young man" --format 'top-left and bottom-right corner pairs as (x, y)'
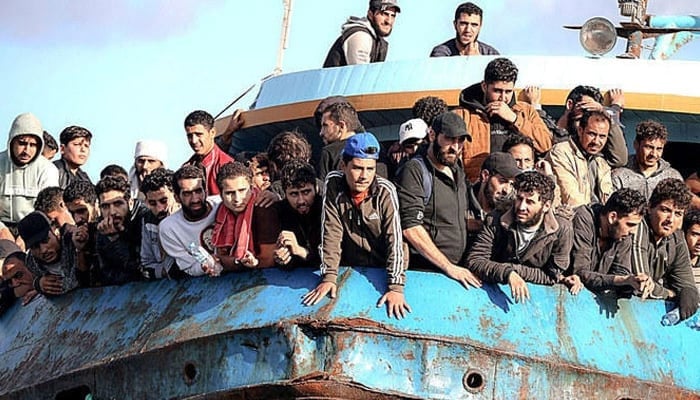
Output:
(176, 178), (208, 220)
(61, 137), (91, 168)
(430, 131), (465, 167)
(508, 144), (535, 171)
(98, 190), (131, 232)
(634, 138), (665, 170)
(514, 190), (550, 228)
(31, 231), (61, 264)
(649, 199), (685, 240)
(2, 256), (34, 298)
(343, 157), (376, 194)
(482, 81), (515, 104)
(577, 117), (610, 156)
(319, 111), (343, 145)
(220, 176), (253, 215)
(251, 163), (271, 191)
(368, 8), (397, 37)
(135, 156), (163, 180)
(454, 12), (482, 48)
(686, 223), (700, 259)
(11, 135), (40, 166)
(67, 198), (97, 225)
(145, 186), (178, 221)
(185, 124), (216, 157)
(285, 183), (316, 215)
(606, 211), (643, 241)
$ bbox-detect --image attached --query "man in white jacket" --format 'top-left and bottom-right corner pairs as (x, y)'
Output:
(0, 113), (59, 230)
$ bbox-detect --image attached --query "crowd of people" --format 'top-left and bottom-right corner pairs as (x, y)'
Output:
(0, 2), (699, 324)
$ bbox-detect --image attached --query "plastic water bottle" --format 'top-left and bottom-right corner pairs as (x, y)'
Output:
(187, 242), (222, 276)
(660, 307), (680, 326)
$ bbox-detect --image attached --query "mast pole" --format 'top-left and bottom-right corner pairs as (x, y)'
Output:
(274, 0), (294, 76)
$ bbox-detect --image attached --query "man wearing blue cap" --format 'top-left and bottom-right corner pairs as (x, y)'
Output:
(303, 132), (410, 319)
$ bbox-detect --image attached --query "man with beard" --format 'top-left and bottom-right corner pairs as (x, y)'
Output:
(397, 112), (482, 289)
(468, 171), (576, 302)
(274, 160), (322, 270)
(0, 113), (59, 229)
(94, 176), (149, 285)
(683, 210), (700, 290)
(430, 2), (499, 57)
(53, 125), (93, 189)
(453, 57), (551, 181)
(17, 211), (90, 295)
(323, 0), (400, 67)
(569, 188), (647, 293)
(127, 139), (168, 201)
(612, 120), (682, 200)
(548, 110), (614, 207)
(160, 165), (221, 277)
(317, 101), (362, 180)
(182, 110), (234, 196)
(303, 133), (410, 319)
(140, 168), (182, 280)
(630, 178), (699, 321)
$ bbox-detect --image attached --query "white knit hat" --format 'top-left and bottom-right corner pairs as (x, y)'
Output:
(133, 139), (168, 165)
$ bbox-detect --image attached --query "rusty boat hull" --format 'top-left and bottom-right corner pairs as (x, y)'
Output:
(1, 267), (698, 399)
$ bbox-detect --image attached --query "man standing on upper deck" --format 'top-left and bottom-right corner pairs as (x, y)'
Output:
(323, 0), (400, 68)
(182, 110), (234, 196)
(430, 2), (499, 57)
(453, 58), (552, 181)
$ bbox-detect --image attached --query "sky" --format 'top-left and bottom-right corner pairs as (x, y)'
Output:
(2, 0), (700, 180)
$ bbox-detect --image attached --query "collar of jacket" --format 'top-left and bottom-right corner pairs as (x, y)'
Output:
(500, 207), (559, 235)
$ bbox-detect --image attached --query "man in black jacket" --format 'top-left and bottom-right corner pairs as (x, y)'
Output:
(468, 171), (575, 303)
(323, 0), (400, 67)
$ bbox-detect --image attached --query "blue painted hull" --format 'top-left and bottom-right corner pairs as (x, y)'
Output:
(1, 267), (698, 399)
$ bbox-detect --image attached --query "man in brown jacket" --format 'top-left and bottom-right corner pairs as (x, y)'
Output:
(302, 132), (410, 319)
(453, 57), (552, 181)
(467, 171), (577, 303)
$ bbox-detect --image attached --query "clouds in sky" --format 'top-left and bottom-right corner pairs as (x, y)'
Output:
(0, 0), (224, 45)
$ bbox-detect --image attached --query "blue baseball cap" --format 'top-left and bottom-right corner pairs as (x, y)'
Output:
(343, 132), (380, 160)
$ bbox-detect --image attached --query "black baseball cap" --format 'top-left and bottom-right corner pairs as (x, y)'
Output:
(481, 152), (521, 179)
(17, 212), (52, 249)
(431, 112), (472, 141)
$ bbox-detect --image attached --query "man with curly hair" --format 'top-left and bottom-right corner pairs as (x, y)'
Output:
(430, 2), (499, 57)
(683, 210), (700, 291)
(612, 120), (682, 199)
(453, 57), (551, 181)
(94, 175), (149, 285)
(631, 178), (699, 320)
(140, 168), (181, 280)
(569, 188), (646, 293)
(468, 171), (576, 302)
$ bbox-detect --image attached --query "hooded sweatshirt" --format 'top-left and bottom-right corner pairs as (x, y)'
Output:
(0, 113), (59, 224)
(611, 156), (683, 200)
(453, 83), (552, 181)
(323, 16), (388, 67)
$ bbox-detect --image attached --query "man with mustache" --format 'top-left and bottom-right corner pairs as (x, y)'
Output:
(430, 2), (499, 57)
(630, 178), (699, 321)
(94, 175), (149, 285)
(683, 210), (700, 291)
(273, 160), (322, 270)
(140, 168), (182, 280)
(612, 120), (682, 200)
(397, 112), (482, 289)
(128, 139), (168, 201)
(182, 110), (234, 196)
(53, 125), (93, 190)
(323, 0), (400, 67)
(468, 171), (577, 302)
(568, 188), (647, 293)
(548, 110), (614, 207)
(303, 133), (410, 319)
(0, 113), (59, 230)
(17, 211), (89, 295)
(159, 165), (221, 276)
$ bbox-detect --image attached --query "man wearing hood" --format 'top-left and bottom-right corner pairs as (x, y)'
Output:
(0, 113), (59, 229)
(323, 0), (400, 68)
(453, 58), (551, 181)
(612, 120), (682, 200)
